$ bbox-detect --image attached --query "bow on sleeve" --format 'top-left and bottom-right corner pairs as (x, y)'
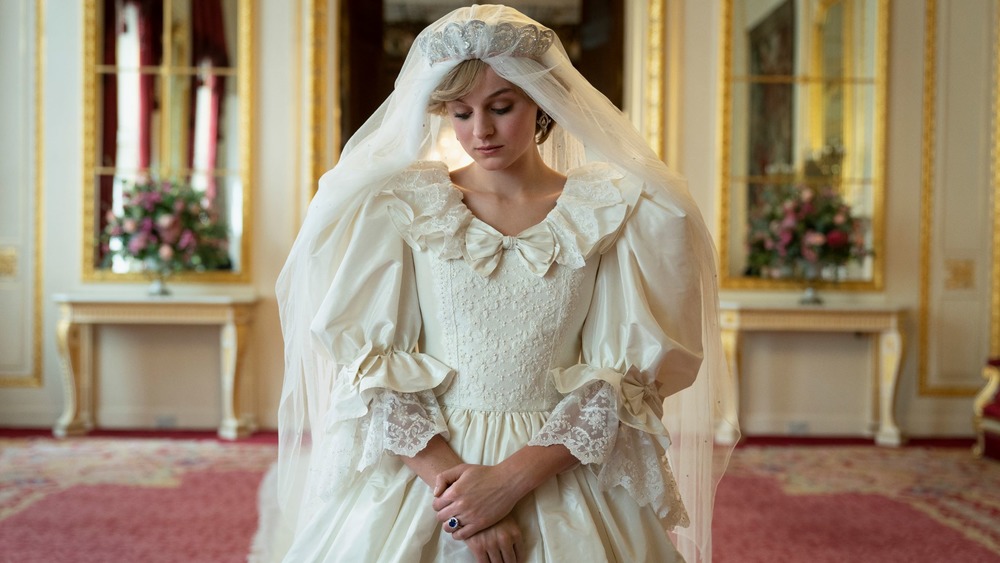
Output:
(551, 364), (669, 436)
(463, 218), (558, 277)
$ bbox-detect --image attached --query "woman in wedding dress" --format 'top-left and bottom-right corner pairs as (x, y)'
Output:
(274, 5), (737, 562)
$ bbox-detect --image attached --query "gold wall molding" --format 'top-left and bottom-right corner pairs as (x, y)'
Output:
(1, 0), (44, 388)
(993, 0), (1000, 359)
(644, 0), (666, 159)
(918, 0), (999, 396)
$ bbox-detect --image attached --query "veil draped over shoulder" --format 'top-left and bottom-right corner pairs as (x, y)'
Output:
(276, 5), (739, 561)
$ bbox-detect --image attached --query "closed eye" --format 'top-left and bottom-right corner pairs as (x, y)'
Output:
(453, 112), (472, 120)
(491, 105), (512, 115)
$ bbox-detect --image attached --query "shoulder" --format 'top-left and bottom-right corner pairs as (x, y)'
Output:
(546, 162), (642, 266)
(375, 161), (470, 257)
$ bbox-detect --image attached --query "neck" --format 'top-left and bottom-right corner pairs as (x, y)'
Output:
(466, 149), (556, 197)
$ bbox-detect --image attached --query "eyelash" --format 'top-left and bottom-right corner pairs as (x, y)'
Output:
(452, 105), (513, 120)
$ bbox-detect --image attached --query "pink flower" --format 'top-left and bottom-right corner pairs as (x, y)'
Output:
(801, 188), (815, 202)
(127, 233), (146, 255)
(833, 212), (846, 225)
(158, 244), (175, 261)
(178, 229), (196, 250)
(123, 218), (137, 233)
(140, 217), (154, 233)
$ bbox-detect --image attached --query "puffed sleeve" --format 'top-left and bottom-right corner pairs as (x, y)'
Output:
(528, 187), (702, 527)
(308, 183), (455, 496)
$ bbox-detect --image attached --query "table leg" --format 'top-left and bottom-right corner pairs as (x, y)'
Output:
(218, 319), (255, 439)
(716, 327), (741, 445)
(875, 327), (904, 446)
(53, 319), (93, 437)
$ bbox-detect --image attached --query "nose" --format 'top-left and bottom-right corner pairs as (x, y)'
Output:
(473, 113), (494, 139)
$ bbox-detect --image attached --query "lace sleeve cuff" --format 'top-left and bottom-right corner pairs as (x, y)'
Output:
(527, 380), (618, 464)
(362, 388), (449, 465)
(530, 375), (690, 527)
(316, 388), (448, 501)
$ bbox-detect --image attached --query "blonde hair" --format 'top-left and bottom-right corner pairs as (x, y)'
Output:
(428, 59), (555, 144)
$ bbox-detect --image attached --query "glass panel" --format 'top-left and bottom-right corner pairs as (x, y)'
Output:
(95, 69), (162, 173)
(99, 0), (166, 69)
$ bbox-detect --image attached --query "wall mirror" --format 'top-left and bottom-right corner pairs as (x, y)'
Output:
(720, 0), (887, 289)
(82, 0), (252, 282)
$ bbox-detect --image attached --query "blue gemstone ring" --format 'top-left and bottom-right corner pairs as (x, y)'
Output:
(447, 517), (461, 530)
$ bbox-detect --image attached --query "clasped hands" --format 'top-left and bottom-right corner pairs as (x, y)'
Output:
(432, 463), (525, 561)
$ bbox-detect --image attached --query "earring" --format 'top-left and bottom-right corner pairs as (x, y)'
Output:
(536, 111), (552, 131)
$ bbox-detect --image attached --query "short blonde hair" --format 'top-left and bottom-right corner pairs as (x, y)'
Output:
(428, 59), (555, 144)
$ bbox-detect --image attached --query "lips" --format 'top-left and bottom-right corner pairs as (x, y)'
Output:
(476, 145), (503, 154)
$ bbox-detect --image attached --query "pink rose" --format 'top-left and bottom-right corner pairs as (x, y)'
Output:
(123, 218), (137, 234)
(158, 244), (175, 261)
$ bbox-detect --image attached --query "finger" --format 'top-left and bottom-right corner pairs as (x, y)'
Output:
(452, 521), (483, 541)
(433, 465), (464, 497)
(432, 495), (451, 513)
(488, 547), (502, 563)
(501, 541), (517, 563)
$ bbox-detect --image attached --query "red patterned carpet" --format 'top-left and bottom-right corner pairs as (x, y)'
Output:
(714, 445), (1000, 562)
(0, 436), (276, 563)
(2, 435), (998, 562)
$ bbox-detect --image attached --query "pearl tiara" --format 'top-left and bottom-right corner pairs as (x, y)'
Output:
(419, 20), (555, 63)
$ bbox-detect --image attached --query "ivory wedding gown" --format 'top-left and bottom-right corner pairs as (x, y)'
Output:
(280, 161), (700, 562)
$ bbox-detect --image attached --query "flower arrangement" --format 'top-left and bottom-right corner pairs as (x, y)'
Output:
(745, 183), (869, 280)
(101, 180), (230, 275)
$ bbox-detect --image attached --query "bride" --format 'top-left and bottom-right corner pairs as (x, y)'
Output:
(271, 5), (737, 562)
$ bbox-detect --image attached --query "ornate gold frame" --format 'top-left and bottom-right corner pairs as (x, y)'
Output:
(0, 0), (45, 388)
(918, 0), (1000, 396)
(718, 0), (889, 290)
(81, 0), (254, 283)
(301, 0), (668, 203)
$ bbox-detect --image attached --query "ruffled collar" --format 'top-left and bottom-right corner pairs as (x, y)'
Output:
(379, 160), (638, 276)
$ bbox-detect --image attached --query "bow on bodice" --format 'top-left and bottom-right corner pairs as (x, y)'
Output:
(463, 218), (558, 277)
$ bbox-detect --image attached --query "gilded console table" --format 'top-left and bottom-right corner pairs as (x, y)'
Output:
(717, 301), (906, 447)
(52, 293), (258, 440)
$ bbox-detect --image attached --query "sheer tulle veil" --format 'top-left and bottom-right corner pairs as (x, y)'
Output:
(275, 5), (739, 561)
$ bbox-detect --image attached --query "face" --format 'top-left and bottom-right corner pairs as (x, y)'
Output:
(444, 66), (540, 172)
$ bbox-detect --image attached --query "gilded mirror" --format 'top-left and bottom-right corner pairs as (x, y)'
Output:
(720, 0), (887, 289)
(82, 0), (253, 282)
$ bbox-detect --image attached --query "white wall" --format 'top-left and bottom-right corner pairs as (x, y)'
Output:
(0, 0), (989, 439)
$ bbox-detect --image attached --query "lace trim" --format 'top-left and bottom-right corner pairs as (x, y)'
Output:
(379, 161), (632, 268)
(318, 388), (447, 501)
(596, 425), (690, 528)
(527, 380), (618, 464)
(380, 161), (470, 261)
(363, 389), (449, 463)
(528, 380), (689, 528)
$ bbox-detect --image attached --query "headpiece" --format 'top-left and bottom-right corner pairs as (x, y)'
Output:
(418, 19), (555, 63)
